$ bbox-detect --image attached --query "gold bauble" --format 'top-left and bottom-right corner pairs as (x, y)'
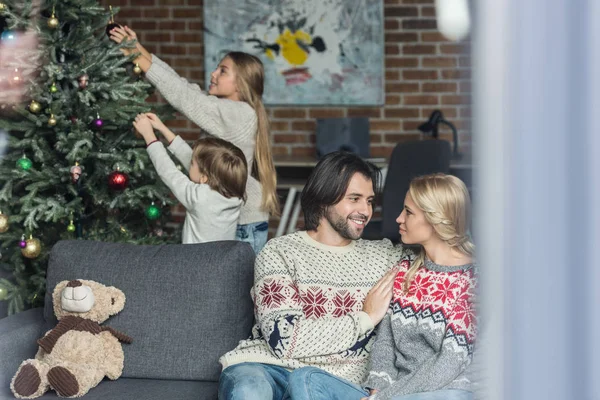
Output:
(133, 64), (142, 75)
(0, 213), (8, 233)
(0, 3), (5, 12)
(29, 100), (41, 114)
(48, 115), (57, 126)
(48, 16), (59, 29)
(21, 238), (42, 259)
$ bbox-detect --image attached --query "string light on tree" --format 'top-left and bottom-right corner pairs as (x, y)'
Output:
(0, 210), (9, 233)
(50, 82), (58, 93)
(16, 155), (32, 171)
(21, 235), (42, 259)
(0, 30), (16, 42)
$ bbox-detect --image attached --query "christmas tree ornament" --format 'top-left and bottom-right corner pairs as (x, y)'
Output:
(0, 211), (8, 233)
(50, 82), (58, 93)
(78, 73), (89, 89)
(16, 155), (32, 171)
(18, 235), (27, 248)
(93, 113), (103, 129)
(47, 9), (59, 29)
(28, 100), (41, 114)
(133, 63), (142, 75)
(0, 30), (15, 42)
(10, 68), (21, 85)
(108, 168), (129, 191)
(48, 114), (57, 127)
(105, 6), (121, 38)
(21, 235), (41, 259)
(70, 162), (82, 183)
(0, 286), (7, 301)
(70, 116), (78, 124)
(0, 3), (6, 11)
(67, 220), (76, 232)
(145, 202), (161, 220)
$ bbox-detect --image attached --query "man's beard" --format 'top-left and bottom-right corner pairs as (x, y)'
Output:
(325, 208), (367, 240)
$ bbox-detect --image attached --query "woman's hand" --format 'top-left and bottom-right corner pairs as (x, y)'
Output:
(108, 26), (138, 56)
(362, 268), (398, 325)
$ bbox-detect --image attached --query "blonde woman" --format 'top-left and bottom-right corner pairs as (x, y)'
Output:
(287, 174), (477, 400)
(110, 26), (279, 253)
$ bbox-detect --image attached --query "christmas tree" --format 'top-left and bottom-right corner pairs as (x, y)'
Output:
(0, 0), (179, 314)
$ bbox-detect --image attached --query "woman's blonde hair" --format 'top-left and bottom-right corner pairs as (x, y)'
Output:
(192, 137), (248, 200)
(225, 52), (280, 216)
(402, 173), (475, 293)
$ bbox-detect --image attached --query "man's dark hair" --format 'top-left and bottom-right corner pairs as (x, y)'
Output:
(301, 151), (381, 231)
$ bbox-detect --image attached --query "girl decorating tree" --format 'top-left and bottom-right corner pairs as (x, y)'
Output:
(110, 26), (280, 253)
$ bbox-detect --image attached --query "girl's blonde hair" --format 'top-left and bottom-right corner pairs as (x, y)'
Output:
(225, 52), (280, 217)
(192, 137), (248, 200)
(402, 173), (475, 293)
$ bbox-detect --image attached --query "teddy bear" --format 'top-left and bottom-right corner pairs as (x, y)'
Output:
(10, 279), (132, 398)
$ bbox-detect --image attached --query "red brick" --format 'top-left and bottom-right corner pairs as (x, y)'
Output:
(188, 21), (203, 30)
(404, 95), (439, 105)
(347, 108), (381, 118)
(370, 133), (383, 143)
(386, 57), (419, 68)
(274, 134), (309, 143)
(371, 120), (402, 131)
(459, 108), (472, 118)
(385, 6), (418, 17)
(291, 120), (316, 131)
(441, 69), (471, 80)
(272, 146), (290, 156)
(370, 146), (394, 158)
(161, 45), (187, 55)
(173, 8), (202, 18)
(386, 33), (419, 43)
(421, 6), (436, 17)
(159, 21), (185, 30)
(441, 44), (469, 54)
(422, 57), (457, 68)
(171, 58), (202, 68)
(403, 120), (424, 131)
(422, 82), (458, 93)
(459, 81), (472, 93)
(133, 0), (155, 5)
(273, 109), (307, 119)
(386, 70), (400, 80)
(384, 108), (420, 118)
(291, 147), (316, 157)
(385, 82), (420, 93)
(441, 95), (470, 105)
(459, 57), (471, 67)
(145, 32), (172, 42)
(421, 32), (449, 42)
(115, 9), (142, 18)
(402, 19), (437, 30)
(398, 0), (434, 3)
(402, 44), (436, 55)
(270, 121), (290, 131)
(421, 107), (457, 119)
(385, 19), (400, 30)
(402, 70), (438, 80)
(187, 0), (203, 5)
(174, 32), (203, 42)
(386, 95), (401, 105)
(143, 9), (170, 18)
(309, 109), (345, 118)
(131, 21), (157, 30)
(385, 45), (400, 55)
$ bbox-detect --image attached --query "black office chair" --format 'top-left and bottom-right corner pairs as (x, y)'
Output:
(363, 139), (452, 242)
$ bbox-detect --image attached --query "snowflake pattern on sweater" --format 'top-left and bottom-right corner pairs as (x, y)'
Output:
(364, 255), (477, 400)
(219, 231), (404, 384)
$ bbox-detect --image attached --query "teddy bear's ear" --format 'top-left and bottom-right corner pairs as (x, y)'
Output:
(106, 286), (126, 315)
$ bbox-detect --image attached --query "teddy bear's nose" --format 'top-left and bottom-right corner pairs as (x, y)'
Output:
(67, 280), (82, 288)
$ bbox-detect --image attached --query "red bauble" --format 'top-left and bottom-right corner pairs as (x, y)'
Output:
(108, 170), (129, 191)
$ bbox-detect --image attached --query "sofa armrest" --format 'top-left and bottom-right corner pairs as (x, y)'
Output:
(0, 308), (44, 390)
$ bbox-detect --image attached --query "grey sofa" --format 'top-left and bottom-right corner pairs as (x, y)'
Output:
(0, 239), (255, 400)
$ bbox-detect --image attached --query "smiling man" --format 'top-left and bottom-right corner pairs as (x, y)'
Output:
(218, 151), (403, 400)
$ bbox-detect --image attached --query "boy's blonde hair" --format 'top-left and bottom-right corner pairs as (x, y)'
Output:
(192, 137), (248, 200)
(402, 173), (475, 293)
(225, 52), (280, 216)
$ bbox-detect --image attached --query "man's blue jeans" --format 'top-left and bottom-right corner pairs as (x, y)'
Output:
(218, 363), (291, 400)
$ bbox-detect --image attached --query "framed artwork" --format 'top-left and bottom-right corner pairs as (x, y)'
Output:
(204, 0), (385, 106)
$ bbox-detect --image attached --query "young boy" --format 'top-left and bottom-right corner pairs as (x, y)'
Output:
(133, 113), (247, 244)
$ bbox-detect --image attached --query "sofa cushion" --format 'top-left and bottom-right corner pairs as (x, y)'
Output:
(43, 240), (255, 382)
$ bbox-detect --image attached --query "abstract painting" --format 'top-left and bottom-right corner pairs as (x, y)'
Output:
(204, 0), (384, 105)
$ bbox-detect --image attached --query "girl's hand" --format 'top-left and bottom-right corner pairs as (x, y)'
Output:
(362, 268), (398, 325)
(133, 114), (154, 139)
(145, 113), (168, 134)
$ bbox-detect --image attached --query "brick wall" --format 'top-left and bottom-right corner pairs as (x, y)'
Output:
(100, 0), (472, 231)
